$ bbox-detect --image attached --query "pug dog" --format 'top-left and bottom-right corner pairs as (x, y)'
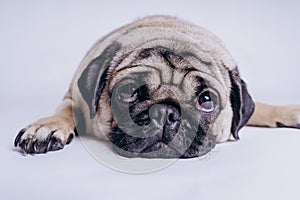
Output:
(14, 16), (300, 158)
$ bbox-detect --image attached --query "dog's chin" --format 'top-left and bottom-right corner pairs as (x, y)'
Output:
(109, 126), (216, 159)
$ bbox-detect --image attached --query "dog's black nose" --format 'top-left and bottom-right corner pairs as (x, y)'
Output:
(150, 104), (181, 125)
(149, 104), (181, 142)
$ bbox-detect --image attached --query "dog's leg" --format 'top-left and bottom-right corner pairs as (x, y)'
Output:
(247, 102), (300, 128)
(14, 91), (76, 154)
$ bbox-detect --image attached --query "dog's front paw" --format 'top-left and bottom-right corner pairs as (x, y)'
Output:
(14, 116), (75, 154)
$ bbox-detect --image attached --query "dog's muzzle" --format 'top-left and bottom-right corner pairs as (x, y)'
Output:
(109, 101), (216, 158)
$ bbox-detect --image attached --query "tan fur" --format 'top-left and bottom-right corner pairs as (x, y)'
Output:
(247, 102), (300, 128)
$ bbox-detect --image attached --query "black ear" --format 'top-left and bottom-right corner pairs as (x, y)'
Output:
(77, 42), (122, 118)
(229, 69), (255, 139)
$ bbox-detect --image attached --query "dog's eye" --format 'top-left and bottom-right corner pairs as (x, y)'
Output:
(117, 83), (139, 103)
(197, 91), (215, 112)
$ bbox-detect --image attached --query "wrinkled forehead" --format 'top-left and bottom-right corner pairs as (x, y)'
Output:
(109, 47), (230, 105)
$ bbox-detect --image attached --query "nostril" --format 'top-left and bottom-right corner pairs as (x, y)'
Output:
(149, 104), (181, 125)
(168, 113), (176, 123)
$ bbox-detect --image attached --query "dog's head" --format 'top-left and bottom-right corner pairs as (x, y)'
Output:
(76, 16), (254, 158)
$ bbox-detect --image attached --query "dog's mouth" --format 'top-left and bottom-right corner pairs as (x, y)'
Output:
(109, 129), (216, 158)
(109, 117), (217, 158)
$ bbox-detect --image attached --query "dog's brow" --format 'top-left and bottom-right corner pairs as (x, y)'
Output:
(116, 65), (141, 73)
(183, 67), (198, 77)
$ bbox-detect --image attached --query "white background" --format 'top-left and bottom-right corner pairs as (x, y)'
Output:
(1, 0), (300, 199)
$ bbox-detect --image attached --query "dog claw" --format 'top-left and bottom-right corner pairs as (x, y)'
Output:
(14, 128), (26, 147)
(47, 137), (64, 152)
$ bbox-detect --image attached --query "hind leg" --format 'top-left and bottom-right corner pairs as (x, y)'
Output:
(247, 102), (300, 128)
